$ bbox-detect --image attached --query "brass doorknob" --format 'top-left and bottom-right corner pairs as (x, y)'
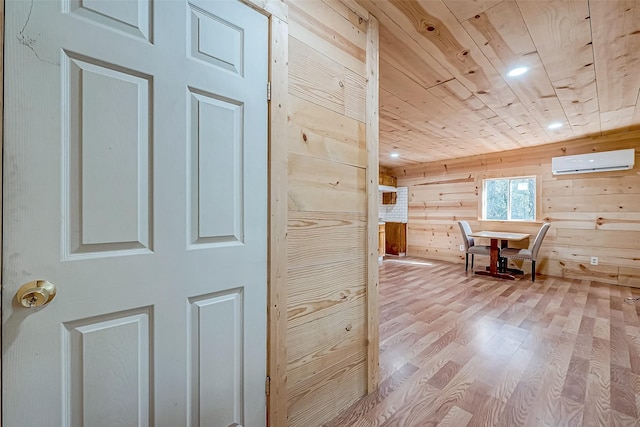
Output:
(16, 280), (57, 308)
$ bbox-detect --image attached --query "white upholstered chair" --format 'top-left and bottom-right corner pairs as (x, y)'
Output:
(458, 221), (491, 272)
(500, 222), (551, 282)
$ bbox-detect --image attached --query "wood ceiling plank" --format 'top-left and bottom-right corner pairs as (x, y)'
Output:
(379, 21), (453, 89)
(357, 0), (552, 143)
(601, 107), (636, 132)
(349, 0), (640, 166)
(516, 0), (601, 136)
(379, 114), (413, 133)
(442, 0), (503, 23)
(429, 78), (486, 113)
(378, 118), (465, 156)
(632, 90), (640, 131)
(590, 0), (640, 128)
(493, 102), (548, 142)
(379, 132), (428, 152)
(462, 1), (574, 142)
(380, 132), (461, 157)
(377, 0), (517, 103)
(379, 106), (442, 137)
(515, 1), (592, 84)
(381, 80), (504, 159)
(428, 79), (523, 144)
(552, 75), (600, 136)
(378, 139), (408, 154)
(380, 59), (456, 119)
(380, 59), (522, 150)
(378, 131), (489, 165)
(380, 90), (457, 139)
(381, 157), (421, 168)
(381, 94), (484, 149)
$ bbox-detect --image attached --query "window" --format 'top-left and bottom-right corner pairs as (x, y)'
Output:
(483, 176), (536, 221)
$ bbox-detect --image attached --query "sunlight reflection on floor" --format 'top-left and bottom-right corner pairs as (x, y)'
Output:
(383, 258), (434, 267)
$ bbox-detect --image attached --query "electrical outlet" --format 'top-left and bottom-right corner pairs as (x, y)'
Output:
(459, 245), (464, 251)
(590, 256), (598, 266)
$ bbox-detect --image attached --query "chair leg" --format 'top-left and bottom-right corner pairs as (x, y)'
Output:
(465, 253), (469, 271)
(471, 254), (475, 270)
(531, 260), (536, 282)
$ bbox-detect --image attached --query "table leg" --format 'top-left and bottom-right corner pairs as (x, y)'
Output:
(499, 240), (508, 272)
(489, 238), (498, 274)
(499, 239), (524, 275)
(475, 238), (515, 280)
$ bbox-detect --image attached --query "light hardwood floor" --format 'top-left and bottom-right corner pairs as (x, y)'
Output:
(326, 257), (640, 426)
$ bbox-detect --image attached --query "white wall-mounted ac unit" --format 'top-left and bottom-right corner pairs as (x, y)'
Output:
(551, 148), (635, 175)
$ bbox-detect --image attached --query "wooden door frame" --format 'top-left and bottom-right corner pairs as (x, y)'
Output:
(239, 1), (290, 425)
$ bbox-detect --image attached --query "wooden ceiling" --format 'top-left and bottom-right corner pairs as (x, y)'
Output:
(348, 0), (640, 167)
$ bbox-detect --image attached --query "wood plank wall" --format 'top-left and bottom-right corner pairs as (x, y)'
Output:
(285, 1), (373, 425)
(391, 130), (640, 288)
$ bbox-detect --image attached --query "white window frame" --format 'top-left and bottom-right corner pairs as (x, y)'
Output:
(482, 176), (537, 222)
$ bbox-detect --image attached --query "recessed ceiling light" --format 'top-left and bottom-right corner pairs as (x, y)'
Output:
(390, 153), (400, 158)
(547, 122), (563, 129)
(507, 67), (528, 77)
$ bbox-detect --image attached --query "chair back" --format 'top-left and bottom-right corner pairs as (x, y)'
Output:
(530, 222), (551, 260)
(457, 220), (475, 250)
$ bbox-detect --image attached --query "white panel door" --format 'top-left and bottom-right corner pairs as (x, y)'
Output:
(3, 1), (268, 426)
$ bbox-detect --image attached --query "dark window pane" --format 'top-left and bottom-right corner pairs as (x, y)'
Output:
(485, 179), (508, 220)
(510, 178), (535, 220)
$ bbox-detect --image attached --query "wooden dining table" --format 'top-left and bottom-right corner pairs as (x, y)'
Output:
(469, 231), (530, 280)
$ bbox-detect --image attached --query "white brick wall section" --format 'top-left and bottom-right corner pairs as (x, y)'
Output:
(379, 186), (408, 223)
